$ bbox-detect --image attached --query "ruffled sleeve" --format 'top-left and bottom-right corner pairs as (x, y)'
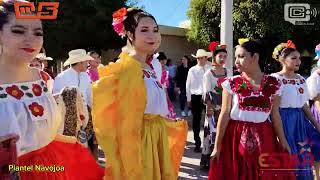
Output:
(307, 71), (320, 99)
(92, 52), (147, 179)
(202, 70), (214, 101)
(270, 73), (283, 96)
(221, 77), (235, 95)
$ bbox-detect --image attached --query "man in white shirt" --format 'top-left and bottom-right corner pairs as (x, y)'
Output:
(53, 49), (98, 157)
(186, 49), (212, 152)
(53, 49), (94, 107)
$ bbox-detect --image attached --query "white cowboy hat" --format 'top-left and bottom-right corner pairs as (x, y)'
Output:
(64, 49), (94, 67)
(36, 53), (53, 61)
(191, 49), (212, 58)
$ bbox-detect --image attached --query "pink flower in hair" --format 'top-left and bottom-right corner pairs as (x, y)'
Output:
(112, 8), (127, 37)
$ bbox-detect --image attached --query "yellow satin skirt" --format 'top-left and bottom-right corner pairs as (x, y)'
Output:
(103, 114), (188, 180)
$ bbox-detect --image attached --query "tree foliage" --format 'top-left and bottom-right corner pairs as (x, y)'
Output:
(187, 0), (320, 51)
(31, 0), (128, 58)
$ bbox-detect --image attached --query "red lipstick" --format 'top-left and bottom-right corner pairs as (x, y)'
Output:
(21, 48), (35, 53)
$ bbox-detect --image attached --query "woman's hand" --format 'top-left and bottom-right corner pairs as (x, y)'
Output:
(210, 146), (221, 161)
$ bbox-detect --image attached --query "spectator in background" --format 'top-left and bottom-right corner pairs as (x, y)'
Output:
(187, 49), (212, 152)
(158, 52), (177, 119)
(36, 53), (55, 78)
(175, 55), (191, 117)
(87, 50), (101, 82)
(53, 49), (98, 159)
(29, 57), (42, 69)
(166, 58), (177, 102)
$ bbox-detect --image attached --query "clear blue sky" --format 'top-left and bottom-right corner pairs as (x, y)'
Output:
(135, 0), (190, 27)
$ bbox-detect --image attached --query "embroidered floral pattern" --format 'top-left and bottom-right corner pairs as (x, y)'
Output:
(28, 102), (44, 117)
(6, 85), (24, 100)
(155, 81), (163, 89)
(143, 69), (157, 80)
(0, 71), (49, 100)
(214, 77), (227, 96)
(240, 128), (263, 154)
(298, 87), (304, 94)
(229, 74), (280, 112)
(32, 84), (42, 96)
(80, 114), (85, 121)
(280, 75), (306, 95)
(143, 70), (150, 78)
(282, 78), (305, 85)
(40, 71), (50, 83)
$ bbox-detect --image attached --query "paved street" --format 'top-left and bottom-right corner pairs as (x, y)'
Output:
(175, 102), (208, 180)
(97, 101), (209, 180)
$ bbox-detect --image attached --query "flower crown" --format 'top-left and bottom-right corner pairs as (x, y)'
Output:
(315, 43), (320, 60)
(272, 40), (296, 61)
(112, 7), (127, 38)
(208, 41), (226, 53)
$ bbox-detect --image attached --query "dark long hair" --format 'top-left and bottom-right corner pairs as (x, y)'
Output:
(239, 39), (266, 72)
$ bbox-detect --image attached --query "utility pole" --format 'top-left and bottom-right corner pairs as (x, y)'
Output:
(220, 0), (233, 76)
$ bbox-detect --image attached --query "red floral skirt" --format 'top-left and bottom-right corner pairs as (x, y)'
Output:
(18, 140), (104, 180)
(208, 120), (295, 180)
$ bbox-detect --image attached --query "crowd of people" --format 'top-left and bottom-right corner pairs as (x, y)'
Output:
(2, 0), (320, 180)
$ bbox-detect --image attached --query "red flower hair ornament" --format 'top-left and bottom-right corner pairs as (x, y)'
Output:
(272, 40), (296, 61)
(112, 7), (128, 38)
(208, 41), (227, 52)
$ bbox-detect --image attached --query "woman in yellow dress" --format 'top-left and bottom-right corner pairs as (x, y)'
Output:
(92, 7), (188, 180)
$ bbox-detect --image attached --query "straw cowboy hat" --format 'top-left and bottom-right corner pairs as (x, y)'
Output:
(191, 49), (212, 58)
(64, 49), (94, 67)
(36, 53), (53, 61)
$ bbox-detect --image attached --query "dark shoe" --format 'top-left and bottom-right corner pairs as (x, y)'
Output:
(194, 146), (201, 153)
(206, 154), (211, 169)
(200, 154), (207, 168)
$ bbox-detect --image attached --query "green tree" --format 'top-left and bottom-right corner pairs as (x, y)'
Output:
(31, 0), (129, 58)
(187, 0), (320, 51)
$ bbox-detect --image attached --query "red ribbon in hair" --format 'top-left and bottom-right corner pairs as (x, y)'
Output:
(286, 40), (296, 49)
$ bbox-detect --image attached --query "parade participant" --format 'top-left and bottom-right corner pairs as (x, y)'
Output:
(87, 50), (102, 82)
(186, 49), (212, 152)
(307, 43), (320, 177)
(36, 52), (55, 78)
(158, 52), (177, 119)
(200, 41), (227, 169)
(209, 39), (292, 180)
(53, 49), (99, 158)
(0, 1), (103, 179)
(92, 7), (188, 180)
(29, 57), (42, 69)
(271, 40), (320, 179)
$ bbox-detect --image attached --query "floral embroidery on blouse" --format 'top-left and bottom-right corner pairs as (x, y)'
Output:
(282, 78), (305, 85)
(279, 74), (306, 95)
(229, 74), (280, 112)
(0, 81), (48, 99)
(240, 127), (263, 154)
(214, 77), (227, 96)
(0, 71), (50, 118)
(28, 102), (44, 117)
(143, 69), (157, 80)
(5, 85), (24, 100)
